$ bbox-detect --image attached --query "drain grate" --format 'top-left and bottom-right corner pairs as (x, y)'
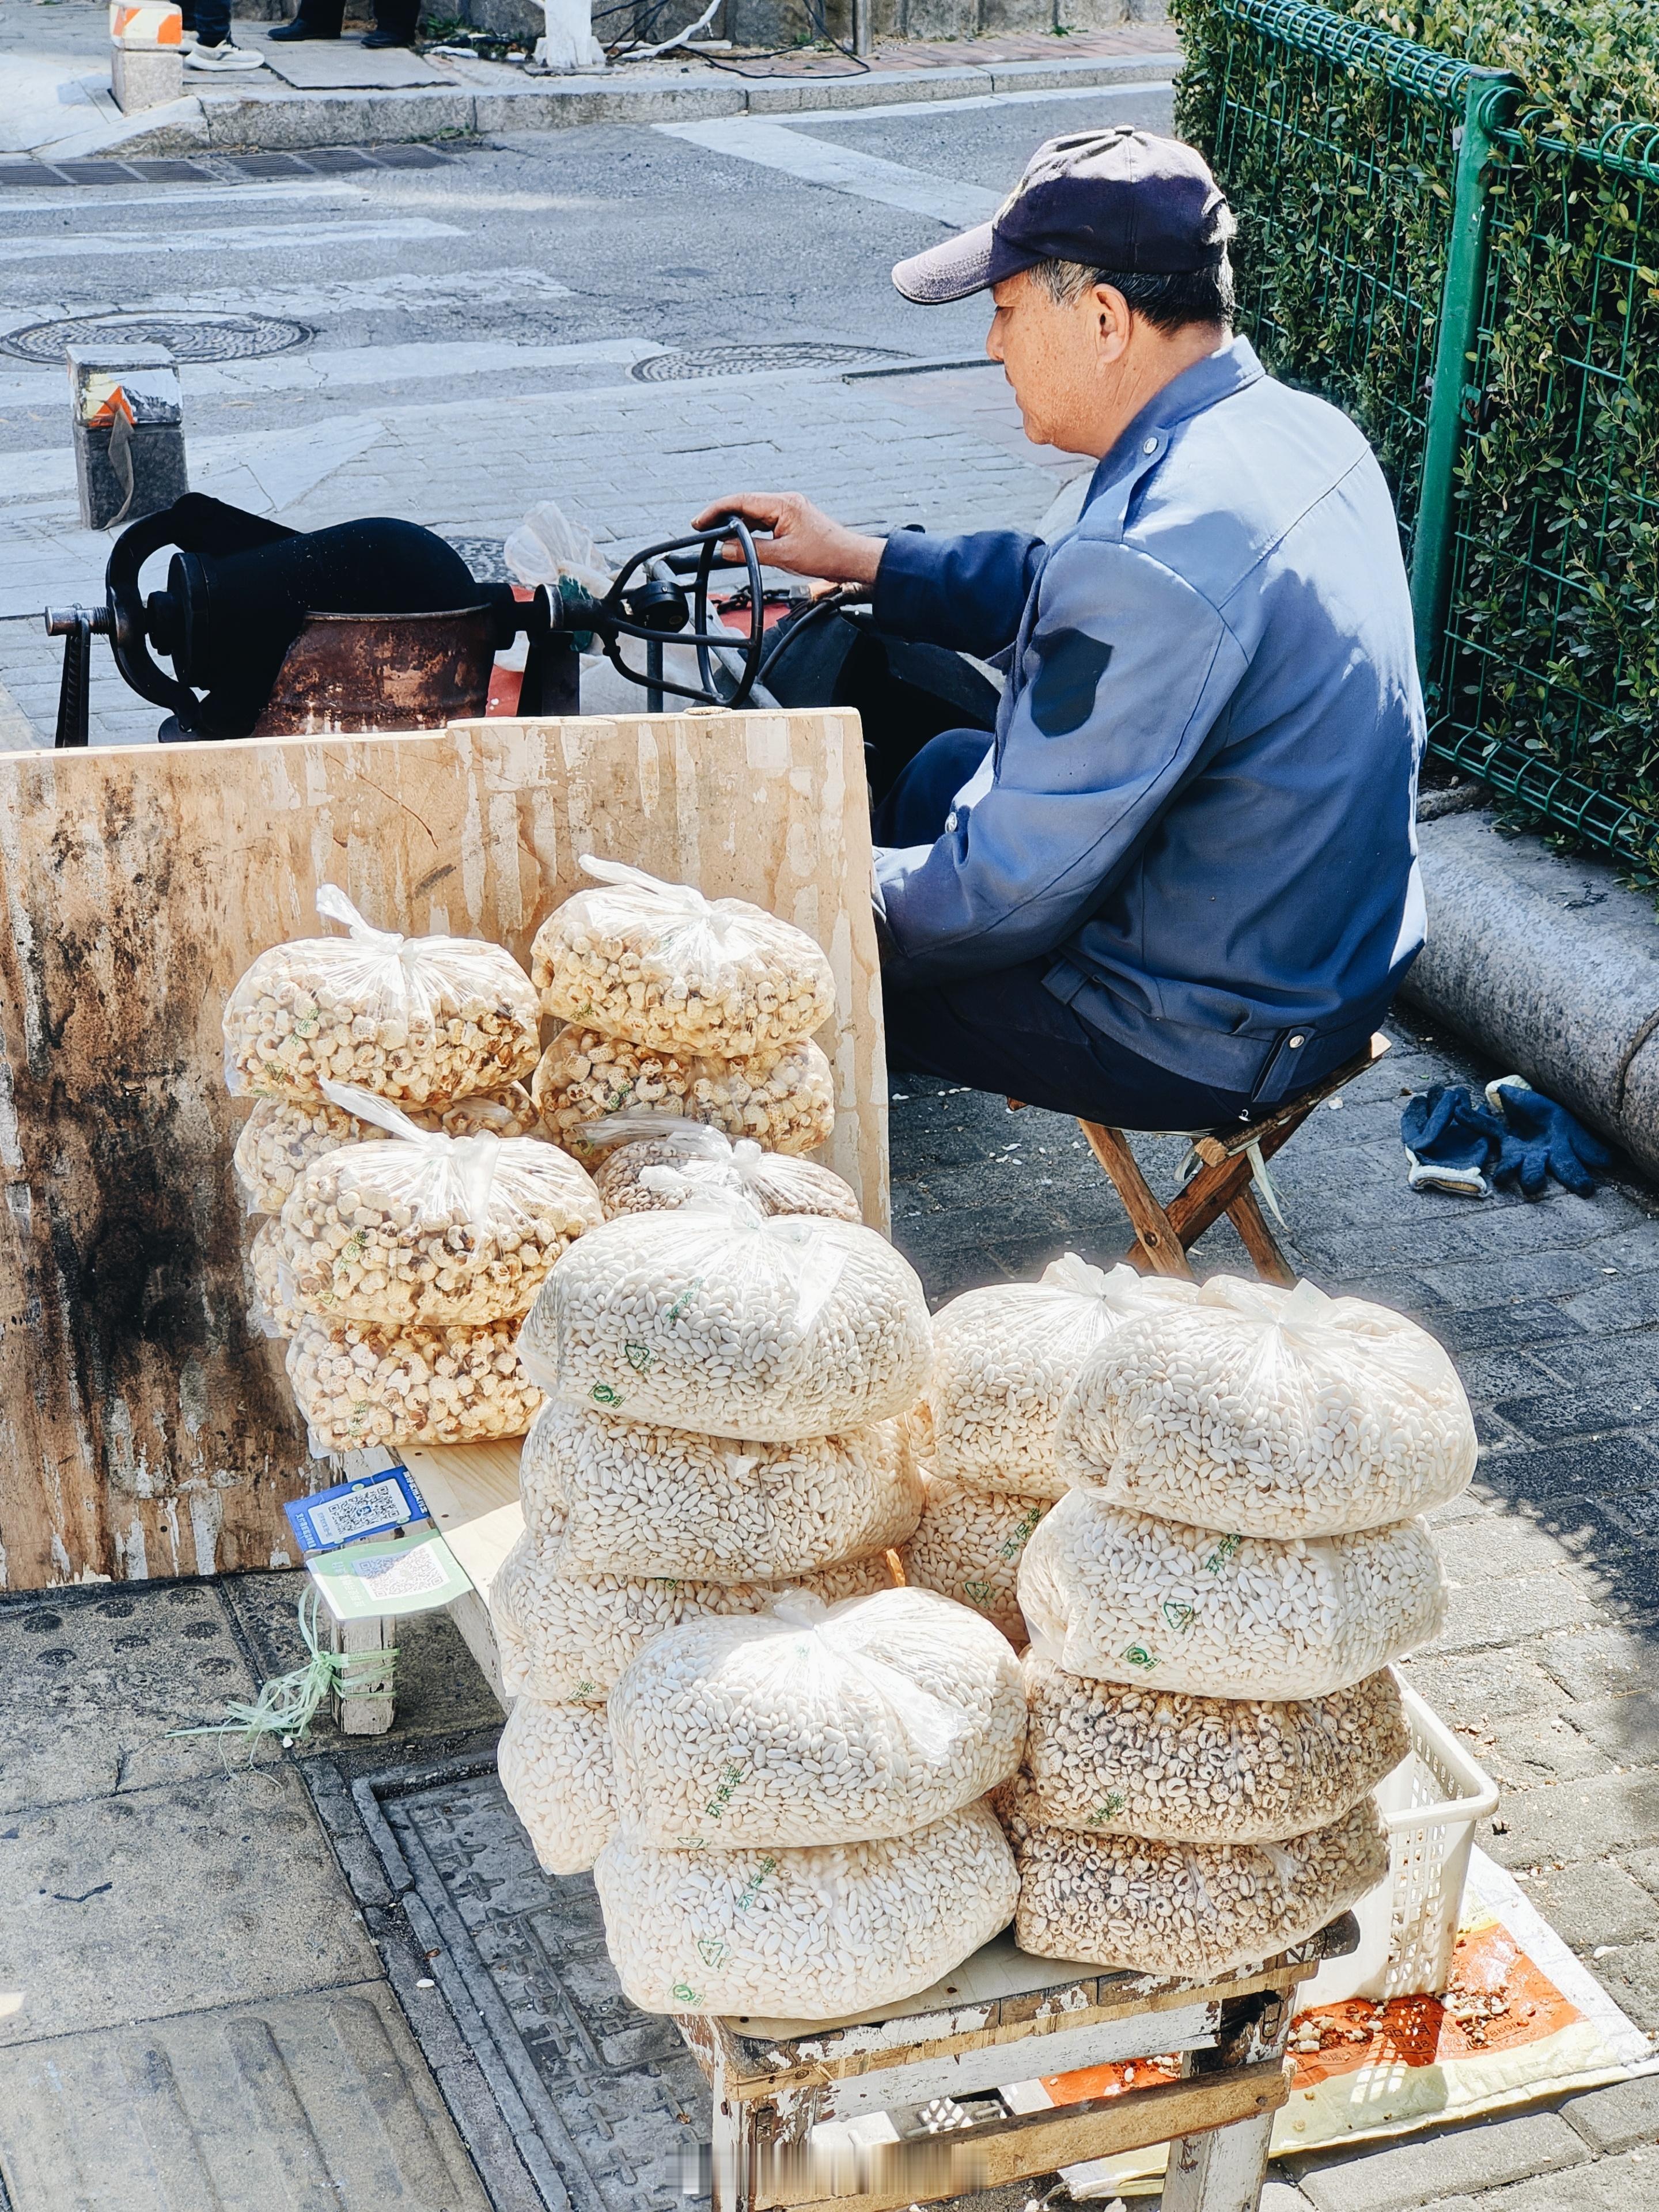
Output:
(0, 310), (312, 365)
(631, 342), (910, 382)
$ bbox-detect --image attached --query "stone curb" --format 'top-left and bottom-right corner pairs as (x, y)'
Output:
(1404, 809), (1659, 1183)
(89, 49), (1181, 156)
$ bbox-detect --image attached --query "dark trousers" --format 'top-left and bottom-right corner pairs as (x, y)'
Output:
(873, 728), (1261, 1132)
(288, 0), (419, 33)
(190, 0), (231, 42)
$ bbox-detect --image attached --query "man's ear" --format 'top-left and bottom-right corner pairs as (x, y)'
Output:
(1092, 283), (1133, 365)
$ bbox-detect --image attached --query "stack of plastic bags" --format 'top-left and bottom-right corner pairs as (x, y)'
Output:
(527, 858), (838, 1158)
(1005, 1274), (1479, 1979)
(492, 1187), (1020, 2019)
(900, 1257), (1193, 1643)
(224, 886), (604, 1455)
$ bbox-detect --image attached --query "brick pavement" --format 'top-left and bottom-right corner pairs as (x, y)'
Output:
(888, 994), (1659, 2206)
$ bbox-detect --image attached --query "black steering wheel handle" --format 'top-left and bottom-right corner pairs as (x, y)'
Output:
(105, 510), (196, 717)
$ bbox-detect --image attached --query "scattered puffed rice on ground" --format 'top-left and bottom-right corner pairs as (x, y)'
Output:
(286, 1314), (541, 1453)
(1017, 1490), (1445, 1700)
(594, 1798), (1017, 2018)
(1056, 1274), (1478, 1537)
(999, 1778), (1388, 1979)
(518, 1399), (921, 1580)
(489, 1523), (895, 1703)
(531, 857), (836, 1059)
(899, 1469), (1051, 1645)
(497, 1697), (617, 1876)
(223, 887), (541, 1107)
(592, 1130), (860, 1224)
(279, 1114), (603, 1328)
(1019, 1657), (1408, 1842)
(233, 1087), (544, 1217)
(246, 1219), (305, 1340)
(928, 1257), (1198, 1497)
(609, 1587), (1026, 1849)
(531, 1029), (834, 1159)
(519, 1196), (932, 1442)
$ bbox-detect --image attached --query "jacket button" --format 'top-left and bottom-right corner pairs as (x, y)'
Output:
(1289, 1035), (1305, 1048)
(1142, 437), (1158, 454)
(945, 811), (959, 832)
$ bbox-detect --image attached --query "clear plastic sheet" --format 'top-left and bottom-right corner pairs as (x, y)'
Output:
(531, 1028), (834, 1159)
(286, 1315), (541, 1454)
(497, 1696), (617, 1877)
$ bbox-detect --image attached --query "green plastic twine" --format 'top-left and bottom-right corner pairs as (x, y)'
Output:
(172, 1587), (397, 1758)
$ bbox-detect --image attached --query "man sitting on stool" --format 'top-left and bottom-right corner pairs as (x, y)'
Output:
(696, 129), (1425, 1135)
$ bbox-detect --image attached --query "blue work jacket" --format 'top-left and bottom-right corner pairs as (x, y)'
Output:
(871, 335), (1426, 1104)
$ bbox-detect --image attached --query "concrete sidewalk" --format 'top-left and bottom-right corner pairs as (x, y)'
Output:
(0, 0), (1179, 162)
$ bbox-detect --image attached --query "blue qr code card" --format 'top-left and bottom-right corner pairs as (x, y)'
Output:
(285, 1465), (426, 1555)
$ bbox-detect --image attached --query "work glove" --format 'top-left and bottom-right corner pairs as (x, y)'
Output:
(1484, 1075), (1613, 1198)
(1400, 1085), (1508, 1198)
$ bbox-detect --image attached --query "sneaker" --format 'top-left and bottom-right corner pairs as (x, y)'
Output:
(268, 16), (338, 35)
(185, 37), (267, 65)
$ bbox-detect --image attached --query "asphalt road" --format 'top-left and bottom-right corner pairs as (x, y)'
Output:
(0, 78), (1176, 738)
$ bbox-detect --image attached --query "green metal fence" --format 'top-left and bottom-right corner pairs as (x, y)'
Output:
(1179, 0), (1659, 863)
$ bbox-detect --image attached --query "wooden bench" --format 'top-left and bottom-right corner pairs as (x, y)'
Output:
(1056, 1033), (1392, 1287)
(678, 1917), (1356, 2212)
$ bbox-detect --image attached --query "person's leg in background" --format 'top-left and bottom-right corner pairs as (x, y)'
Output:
(269, 0), (346, 40)
(362, 0), (419, 48)
(186, 0), (268, 66)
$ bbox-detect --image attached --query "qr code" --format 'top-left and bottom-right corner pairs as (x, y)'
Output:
(315, 1478), (406, 1547)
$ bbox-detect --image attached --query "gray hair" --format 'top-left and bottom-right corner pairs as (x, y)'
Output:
(1028, 252), (1236, 332)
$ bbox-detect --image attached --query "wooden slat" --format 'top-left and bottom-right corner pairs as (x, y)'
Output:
(1192, 1034), (1391, 1167)
(402, 1438), (524, 1709)
(1163, 1115), (1303, 1252)
(1077, 1123), (1196, 1279)
(0, 709), (884, 1591)
(753, 2058), (1292, 2212)
(1224, 1185), (1298, 1287)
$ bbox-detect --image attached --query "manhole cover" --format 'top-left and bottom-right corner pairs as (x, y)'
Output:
(631, 342), (910, 381)
(0, 311), (312, 364)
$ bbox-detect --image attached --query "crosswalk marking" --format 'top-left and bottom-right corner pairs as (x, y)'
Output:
(656, 118), (999, 230)
(0, 218), (465, 265)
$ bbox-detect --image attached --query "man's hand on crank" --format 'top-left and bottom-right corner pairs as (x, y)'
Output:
(692, 493), (885, 587)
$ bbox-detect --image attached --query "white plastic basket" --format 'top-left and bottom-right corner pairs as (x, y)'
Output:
(1303, 1677), (1499, 2006)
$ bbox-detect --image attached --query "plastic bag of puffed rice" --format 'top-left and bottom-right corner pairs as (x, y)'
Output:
(1056, 1274), (1478, 1537)
(246, 1219), (305, 1340)
(582, 1113), (861, 1224)
(927, 1257), (1198, 1498)
(1018, 1656), (1408, 1843)
(497, 1696), (617, 1877)
(277, 1082), (603, 1330)
(287, 1315), (542, 1455)
(608, 1587), (1025, 1849)
(898, 1469), (1051, 1645)
(233, 1085), (543, 1217)
(1017, 1488), (1445, 1701)
(593, 1798), (1017, 2019)
(518, 1398), (921, 1581)
(490, 1524), (896, 1703)
(531, 855), (837, 1058)
(998, 1777), (1388, 1980)
(531, 1028), (834, 1160)
(223, 885), (541, 1107)
(517, 1190), (932, 1442)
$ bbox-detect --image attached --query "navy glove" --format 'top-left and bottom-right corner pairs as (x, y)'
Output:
(1401, 1086), (1509, 1198)
(1486, 1077), (1613, 1198)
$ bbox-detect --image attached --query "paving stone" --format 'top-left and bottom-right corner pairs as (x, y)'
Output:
(0, 1982), (488, 2212)
(0, 1581), (257, 1813)
(1425, 1569), (1601, 1657)
(1560, 1688), (1659, 1768)
(1494, 1387), (1659, 1446)
(1479, 1770), (1659, 1872)
(1506, 1856), (1659, 1950)
(1475, 1435), (1659, 1505)
(1472, 2143), (1658, 2208)
(1288, 2109), (1588, 2211)
(1558, 2071), (1659, 2155)
(1537, 1623), (1659, 1702)
(1573, 1942), (1659, 2036)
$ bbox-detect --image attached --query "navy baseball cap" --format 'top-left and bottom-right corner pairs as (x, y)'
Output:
(892, 128), (1234, 305)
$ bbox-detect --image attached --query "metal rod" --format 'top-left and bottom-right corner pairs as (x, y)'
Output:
(646, 637), (664, 713)
(54, 614), (93, 748)
(1408, 70), (1518, 693)
(852, 0), (872, 59)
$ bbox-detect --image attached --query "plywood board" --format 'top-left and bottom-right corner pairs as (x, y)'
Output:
(0, 709), (884, 1592)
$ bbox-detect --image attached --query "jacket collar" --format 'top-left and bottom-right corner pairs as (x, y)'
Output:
(1080, 334), (1266, 524)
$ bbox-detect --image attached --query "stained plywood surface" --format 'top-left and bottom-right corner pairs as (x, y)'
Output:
(0, 709), (884, 1592)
